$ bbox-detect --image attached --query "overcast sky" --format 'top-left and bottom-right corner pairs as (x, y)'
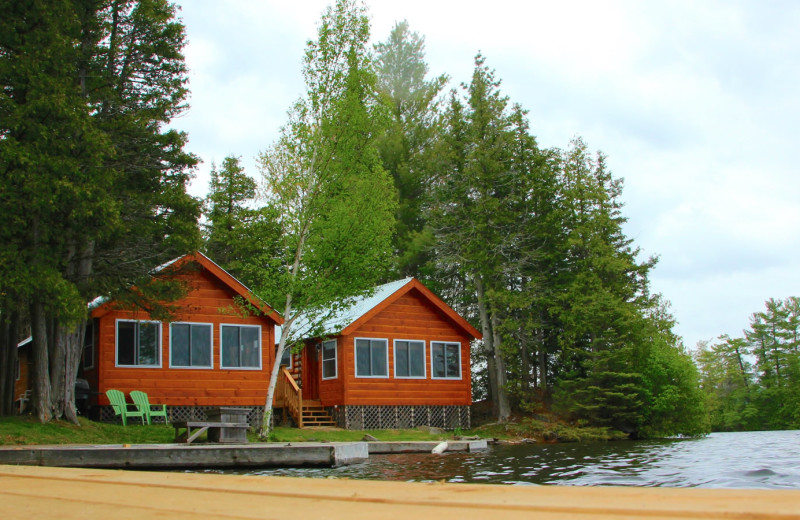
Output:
(172, 0), (800, 350)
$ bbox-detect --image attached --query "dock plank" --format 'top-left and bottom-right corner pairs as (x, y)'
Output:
(1, 464), (799, 519)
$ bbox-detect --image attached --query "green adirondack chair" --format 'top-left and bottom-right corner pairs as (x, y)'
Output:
(105, 389), (145, 426)
(130, 390), (168, 425)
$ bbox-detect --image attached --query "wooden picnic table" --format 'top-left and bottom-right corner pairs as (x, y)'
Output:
(172, 421), (250, 444)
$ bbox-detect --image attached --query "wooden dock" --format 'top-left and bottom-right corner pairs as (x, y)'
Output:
(2, 464), (799, 519)
(0, 442), (368, 468)
(0, 441), (485, 469)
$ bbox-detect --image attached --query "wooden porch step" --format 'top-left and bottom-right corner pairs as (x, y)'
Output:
(300, 400), (336, 427)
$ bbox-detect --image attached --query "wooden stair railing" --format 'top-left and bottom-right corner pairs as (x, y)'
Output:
(276, 367), (303, 428)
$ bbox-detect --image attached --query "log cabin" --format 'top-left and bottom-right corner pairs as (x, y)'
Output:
(278, 278), (482, 430)
(83, 252), (283, 426)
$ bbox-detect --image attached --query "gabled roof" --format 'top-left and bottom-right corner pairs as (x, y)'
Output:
(90, 252), (284, 325)
(292, 277), (481, 340)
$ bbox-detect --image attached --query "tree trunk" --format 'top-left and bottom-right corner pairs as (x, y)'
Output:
(538, 330), (548, 392)
(474, 276), (499, 414)
(491, 312), (511, 422)
(30, 297), (53, 423)
(0, 312), (20, 416)
(260, 288), (296, 439)
(734, 343), (749, 388)
(520, 340), (532, 391)
(49, 320), (66, 419)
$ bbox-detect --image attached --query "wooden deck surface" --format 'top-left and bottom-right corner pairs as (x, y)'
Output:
(2, 464), (799, 519)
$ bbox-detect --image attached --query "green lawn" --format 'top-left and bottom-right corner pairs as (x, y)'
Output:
(0, 415), (625, 446)
(0, 417), (467, 446)
(0, 416), (175, 445)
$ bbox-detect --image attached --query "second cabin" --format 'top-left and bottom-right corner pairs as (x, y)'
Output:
(277, 278), (482, 430)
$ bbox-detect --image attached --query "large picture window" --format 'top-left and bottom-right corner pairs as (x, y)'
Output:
(221, 324), (261, 369)
(116, 320), (161, 367)
(322, 339), (337, 379)
(355, 338), (388, 378)
(394, 340), (425, 378)
(170, 323), (212, 368)
(431, 341), (461, 379)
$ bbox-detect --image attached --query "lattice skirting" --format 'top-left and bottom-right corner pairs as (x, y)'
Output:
(329, 405), (470, 430)
(98, 406), (264, 428)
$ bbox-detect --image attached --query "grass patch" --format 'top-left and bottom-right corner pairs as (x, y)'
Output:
(472, 418), (628, 442)
(1, 415), (626, 446)
(0, 416), (174, 445)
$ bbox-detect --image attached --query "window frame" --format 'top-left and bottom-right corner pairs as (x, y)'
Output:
(82, 320), (94, 370)
(115, 319), (162, 368)
(354, 337), (389, 378)
(430, 341), (463, 380)
(321, 339), (338, 380)
(169, 322), (214, 369)
(393, 339), (427, 379)
(220, 323), (262, 370)
(278, 345), (293, 370)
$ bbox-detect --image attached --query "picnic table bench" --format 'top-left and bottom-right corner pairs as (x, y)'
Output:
(172, 421), (250, 444)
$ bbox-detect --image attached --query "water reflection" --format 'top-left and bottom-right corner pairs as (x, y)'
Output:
(216, 431), (800, 489)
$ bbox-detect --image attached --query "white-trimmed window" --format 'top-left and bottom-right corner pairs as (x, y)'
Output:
(322, 339), (337, 380)
(221, 324), (261, 369)
(431, 341), (461, 379)
(355, 338), (388, 378)
(394, 340), (426, 379)
(170, 323), (212, 368)
(116, 320), (161, 367)
(82, 320), (94, 370)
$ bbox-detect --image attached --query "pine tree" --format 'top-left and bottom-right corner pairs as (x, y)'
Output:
(374, 21), (447, 278)
(0, 0), (200, 421)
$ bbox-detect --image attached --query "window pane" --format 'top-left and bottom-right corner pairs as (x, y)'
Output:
(446, 344), (460, 377)
(191, 325), (211, 367)
(118, 322), (135, 365)
(322, 341), (336, 379)
(322, 341), (336, 361)
(409, 342), (425, 377)
(370, 341), (387, 376)
(138, 323), (159, 365)
(240, 327), (260, 368)
(432, 343), (445, 378)
(222, 326), (239, 367)
(280, 347), (292, 367)
(83, 321), (94, 369)
(355, 339), (370, 376)
(172, 324), (190, 366)
(395, 341), (409, 377)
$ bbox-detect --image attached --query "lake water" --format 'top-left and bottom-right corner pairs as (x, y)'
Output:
(220, 431), (800, 488)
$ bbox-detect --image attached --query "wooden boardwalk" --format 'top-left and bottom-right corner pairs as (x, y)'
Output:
(2, 464), (800, 519)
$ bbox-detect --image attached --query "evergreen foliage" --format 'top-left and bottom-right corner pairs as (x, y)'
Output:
(696, 297), (800, 431)
(3, 0), (714, 437)
(0, 0), (200, 422)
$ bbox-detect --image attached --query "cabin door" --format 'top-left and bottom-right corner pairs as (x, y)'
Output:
(304, 343), (320, 400)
